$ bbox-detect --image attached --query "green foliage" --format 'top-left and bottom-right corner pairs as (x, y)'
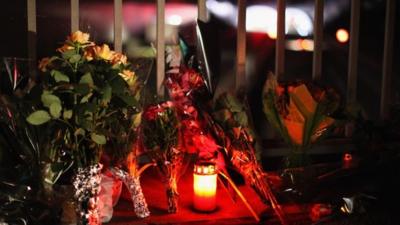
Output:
(26, 33), (142, 167)
(51, 70), (70, 83)
(26, 110), (51, 125)
(0, 96), (65, 225)
(213, 93), (258, 157)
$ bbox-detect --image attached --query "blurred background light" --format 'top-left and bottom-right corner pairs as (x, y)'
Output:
(336, 28), (349, 43)
(208, 2), (313, 38)
(167, 14), (183, 26)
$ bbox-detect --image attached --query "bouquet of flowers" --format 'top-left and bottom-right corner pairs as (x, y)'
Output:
(26, 31), (141, 225)
(164, 68), (220, 160)
(262, 74), (340, 168)
(141, 101), (183, 213)
(213, 93), (286, 224)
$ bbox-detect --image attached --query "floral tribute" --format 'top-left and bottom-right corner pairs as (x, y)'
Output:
(141, 45), (221, 213)
(164, 69), (220, 161)
(262, 74), (340, 167)
(27, 31), (142, 225)
(141, 101), (184, 213)
(212, 93), (287, 224)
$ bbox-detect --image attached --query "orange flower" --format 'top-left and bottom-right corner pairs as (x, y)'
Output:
(67, 30), (90, 44)
(57, 44), (74, 53)
(111, 52), (128, 65)
(83, 46), (95, 61)
(38, 57), (51, 72)
(94, 44), (114, 61)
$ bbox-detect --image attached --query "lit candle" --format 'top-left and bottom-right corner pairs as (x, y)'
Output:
(193, 162), (217, 212)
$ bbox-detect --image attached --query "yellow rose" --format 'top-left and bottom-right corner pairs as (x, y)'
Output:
(94, 44), (114, 61)
(38, 57), (51, 72)
(57, 44), (74, 53)
(68, 30), (90, 44)
(111, 52), (128, 65)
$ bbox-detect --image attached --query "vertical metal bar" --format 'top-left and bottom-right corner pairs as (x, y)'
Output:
(197, 0), (208, 22)
(27, 0), (37, 77)
(275, 0), (285, 78)
(236, 0), (246, 90)
(380, 0), (396, 120)
(71, 0), (79, 32)
(156, 0), (165, 96)
(346, 0), (360, 104)
(114, 0), (123, 52)
(312, 0), (324, 81)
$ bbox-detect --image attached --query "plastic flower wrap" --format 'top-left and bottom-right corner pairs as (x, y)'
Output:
(141, 101), (184, 213)
(164, 68), (220, 161)
(262, 74), (340, 167)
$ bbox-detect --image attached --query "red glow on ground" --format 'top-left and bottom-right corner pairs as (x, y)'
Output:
(117, 165), (268, 223)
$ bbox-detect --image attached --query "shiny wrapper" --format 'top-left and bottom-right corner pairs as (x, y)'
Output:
(166, 177), (179, 213)
(231, 149), (269, 203)
(231, 149), (287, 224)
(111, 168), (150, 218)
(72, 163), (103, 225)
(161, 147), (183, 213)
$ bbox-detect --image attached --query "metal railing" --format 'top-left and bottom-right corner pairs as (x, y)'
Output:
(26, 0), (396, 119)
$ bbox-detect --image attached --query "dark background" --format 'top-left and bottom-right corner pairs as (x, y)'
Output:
(0, 0), (399, 125)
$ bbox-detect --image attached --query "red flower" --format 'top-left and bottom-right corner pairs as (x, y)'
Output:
(193, 134), (219, 159)
(143, 105), (163, 121)
(144, 101), (175, 121)
(161, 101), (174, 109)
(181, 105), (198, 118)
(181, 69), (204, 92)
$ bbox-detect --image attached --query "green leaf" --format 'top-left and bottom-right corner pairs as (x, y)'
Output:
(79, 102), (97, 113)
(69, 54), (81, 64)
(226, 94), (242, 112)
(51, 70), (70, 83)
(63, 110), (73, 119)
(234, 111), (248, 127)
(110, 76), (126, 94)
(62, 49), (75, 59)
(26, 110), (51, 125)
(49, 102), (62, 118)
(41, 91), (61, 108)
(75, 84), (90, 95)
(79, 72), (93, 85)
(213, 109), (232, 122)
(101, 85), (112, 105)
(80, 93), (93, 103)
(80, 119), (94, 131)
(74, 128), (86, 137)
(118, 94), (137, 106)
(91, 133), (106, 145)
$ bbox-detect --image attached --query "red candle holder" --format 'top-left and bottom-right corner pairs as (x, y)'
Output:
(193, 162), (217, 212)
